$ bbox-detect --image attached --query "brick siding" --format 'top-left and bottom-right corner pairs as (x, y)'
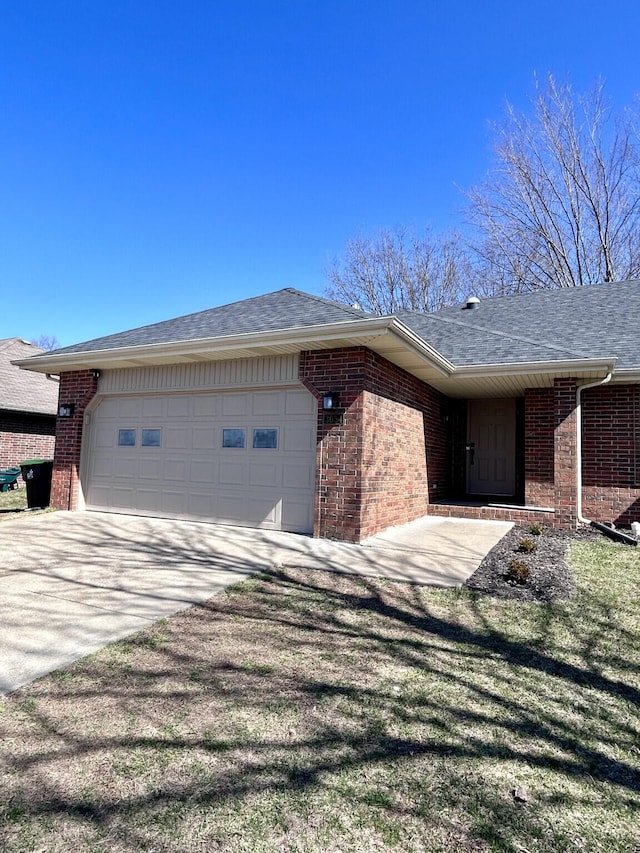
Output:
(0, 411), (56, 473)
(51, 370), (99, 510)
(553, 379), (579, 526)
(428, 503), (555, 526)
(300, 347), (449, 542)
(524, 388), (555, 507)
(581, 384), (640, 526)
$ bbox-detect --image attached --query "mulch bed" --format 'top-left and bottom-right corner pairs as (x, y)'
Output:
(465, 523), (603, 603)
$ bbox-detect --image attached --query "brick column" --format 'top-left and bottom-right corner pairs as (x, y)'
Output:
(524, 388), (554, 507)
(553, 379), (578, 528)
(300, 348), (366, 542)
(51, 370), (99, 511)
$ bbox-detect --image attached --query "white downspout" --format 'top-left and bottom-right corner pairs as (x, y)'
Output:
(576, 371), (612, 525)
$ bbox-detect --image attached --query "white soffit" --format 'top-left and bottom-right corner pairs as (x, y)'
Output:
(428, 359), (617, 398)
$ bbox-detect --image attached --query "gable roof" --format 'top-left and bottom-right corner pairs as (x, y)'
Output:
(14, 282), (640, 398)
(0, 338), (59, 416)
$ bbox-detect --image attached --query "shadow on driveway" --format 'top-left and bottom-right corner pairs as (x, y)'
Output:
(0, 511), (511, 694)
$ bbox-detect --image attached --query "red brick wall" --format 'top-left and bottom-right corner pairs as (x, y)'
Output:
(300, 347), (449, 542)
(359, 392), (428, 539)
(51, 370), (99, 510)
(581, 384), (640, 526)
(553, 379), (578, 526)
(524, 388), (555, 507)
(362, 349), (449, 504)
(0, 412), (56, 471)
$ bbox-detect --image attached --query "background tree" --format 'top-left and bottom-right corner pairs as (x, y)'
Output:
(466, 75), (640, 291)
(325, 226), (475, 314)
(31, 334), (60, 351)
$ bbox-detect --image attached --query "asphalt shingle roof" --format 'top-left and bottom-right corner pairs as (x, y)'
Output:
(0, 339), (59, 415)
(410, 279), (640, 368)
(25, 280), (640, 370)
(47, 289), (374, 356)
(397, 312), (588, 365)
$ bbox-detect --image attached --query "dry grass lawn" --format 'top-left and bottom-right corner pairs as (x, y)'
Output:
(1, 534), (639, 852)
(0, 485), (51, 521)
(0, 485), (27, 516)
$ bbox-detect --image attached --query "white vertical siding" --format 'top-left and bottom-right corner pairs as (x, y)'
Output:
(99, 354), (300, 394)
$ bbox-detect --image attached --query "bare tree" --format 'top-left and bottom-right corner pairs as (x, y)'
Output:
(325, 227), (475, 314)
(31, 335), (60, 351)
(467, 75), (640, 291)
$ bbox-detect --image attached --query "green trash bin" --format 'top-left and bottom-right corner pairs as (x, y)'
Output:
(19, 459), (54, 509)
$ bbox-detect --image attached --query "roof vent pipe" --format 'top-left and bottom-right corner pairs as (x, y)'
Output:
(464, 296), (480, 309)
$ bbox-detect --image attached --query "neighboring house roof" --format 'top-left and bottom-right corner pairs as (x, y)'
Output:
(0, 338), (58, 416)
(14, 282), (640, 398)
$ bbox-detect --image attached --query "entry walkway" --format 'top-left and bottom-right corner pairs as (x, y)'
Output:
(0, 511), (511, 694)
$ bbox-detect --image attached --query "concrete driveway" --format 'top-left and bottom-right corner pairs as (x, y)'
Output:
(0, 510), (511, 695)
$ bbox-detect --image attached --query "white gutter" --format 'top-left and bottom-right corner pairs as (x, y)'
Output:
(452, 357), (616, 379)
(607, 367), (640, 383)
(576, 371), (613, 525)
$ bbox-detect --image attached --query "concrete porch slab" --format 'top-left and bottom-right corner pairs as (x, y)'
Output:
(277, 514), (513, 585)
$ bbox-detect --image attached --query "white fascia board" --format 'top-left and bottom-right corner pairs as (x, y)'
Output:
(11, 318), (393, 372)
(451, 356), (617, 379)
(14, 316), (452, 375)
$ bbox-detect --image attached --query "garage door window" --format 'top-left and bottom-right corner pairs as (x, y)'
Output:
(223, 428), (246, 448)
(118, 429), (136, 447)
(253, 428), (278, 449)
(142, 429), (162, 447)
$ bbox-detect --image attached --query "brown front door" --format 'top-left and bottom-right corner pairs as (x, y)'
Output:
(467, 398), (516, 497)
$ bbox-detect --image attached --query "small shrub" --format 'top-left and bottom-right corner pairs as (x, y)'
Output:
(517, 538), (537, 553)
(506, 559), (530, 584)
(529, 522), (544, 536)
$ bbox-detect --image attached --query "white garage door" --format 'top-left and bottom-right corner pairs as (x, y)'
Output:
(85, 387), (317, 533)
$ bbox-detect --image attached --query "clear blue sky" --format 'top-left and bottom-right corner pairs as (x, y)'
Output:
(2, 1), (639, 347)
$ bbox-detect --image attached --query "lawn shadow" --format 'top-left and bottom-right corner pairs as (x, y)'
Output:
(1, 532), (639, 852)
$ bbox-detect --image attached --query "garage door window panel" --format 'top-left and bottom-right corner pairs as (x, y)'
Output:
(118, 429), (137, 447)
(142, 429), (162, 447)
(223, 429), (246, 448)
(253, 429), (278, 449)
